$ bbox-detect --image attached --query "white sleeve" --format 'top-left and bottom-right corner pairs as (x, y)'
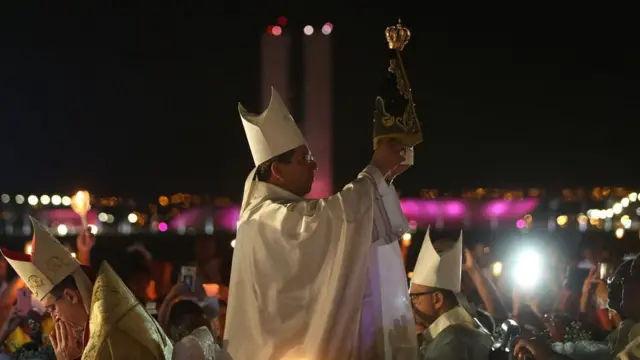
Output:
(246, 166), (411, 255)
(361, 165), (409, 245)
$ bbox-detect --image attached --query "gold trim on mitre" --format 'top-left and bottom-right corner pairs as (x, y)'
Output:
(82, 262), (172, 360)
(1, 217), (80, 300)
(411, 227), (463, 292)
(238, 86), (306, 166)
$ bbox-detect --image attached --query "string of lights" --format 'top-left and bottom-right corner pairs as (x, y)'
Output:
(2, 186), (639, 236)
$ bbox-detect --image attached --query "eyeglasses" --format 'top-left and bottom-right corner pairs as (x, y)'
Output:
(409, 289), (440, 301)
(43, 294), (63, 314)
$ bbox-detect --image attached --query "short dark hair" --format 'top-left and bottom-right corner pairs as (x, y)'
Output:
(48, 275), (78, 298)
(167, 300), (210, 342)
(435, 288), (459, 306)
(47, 265), (95, 299)
(256, 149), (295, 182)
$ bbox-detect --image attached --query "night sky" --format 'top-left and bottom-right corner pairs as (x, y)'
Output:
(1, 5), (638, 200)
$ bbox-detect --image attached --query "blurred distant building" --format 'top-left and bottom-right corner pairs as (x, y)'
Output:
(262, 19), (334, 198)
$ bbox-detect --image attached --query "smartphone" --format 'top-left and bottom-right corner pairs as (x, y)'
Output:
(17, 287), (32, 315)
(597, 262), (614, 281)
(180, 266), (197, 293)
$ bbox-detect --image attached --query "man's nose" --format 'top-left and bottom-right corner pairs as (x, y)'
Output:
(310, 160), (318, 171)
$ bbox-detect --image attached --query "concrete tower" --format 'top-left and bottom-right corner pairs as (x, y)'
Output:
(302, 23), (333, 198)
(260, 27), (291, 109)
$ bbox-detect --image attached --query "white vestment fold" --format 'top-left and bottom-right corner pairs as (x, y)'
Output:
(224, 165), (417, 360)
(172, 326), (222, 360)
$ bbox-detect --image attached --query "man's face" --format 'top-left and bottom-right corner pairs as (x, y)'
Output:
(409, 283), (440, 332)
(274, 145), (317, 197)
(621, 256), (640, 320)
(41, 289), (86, 326)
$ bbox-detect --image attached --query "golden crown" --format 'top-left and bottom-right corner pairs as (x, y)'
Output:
(385, 20), (411, 50)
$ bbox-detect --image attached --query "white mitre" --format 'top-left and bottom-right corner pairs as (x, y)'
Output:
(0, 217), (82, 301)
(412, 227), (463, 293)
(238, 87), (306, 166)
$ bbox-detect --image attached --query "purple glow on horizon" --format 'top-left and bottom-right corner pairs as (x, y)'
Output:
(168, 208), (202, 229)
(400, 200), (466, 220)
(485, 201), (508, 217)
(167, 198), (540, 231)
(483, 199), (538, 219)
(445, 202), (464, 216)
(44, 209), (99, 226)
(217, 206), (240, 230)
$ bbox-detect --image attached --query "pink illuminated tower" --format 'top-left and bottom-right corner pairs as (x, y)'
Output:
(260, 21), (334, 198)
(260, 26), (291, 109)
(302, 22), (333, 198)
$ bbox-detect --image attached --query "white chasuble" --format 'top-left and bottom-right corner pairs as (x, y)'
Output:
(224, 166), (417, 360)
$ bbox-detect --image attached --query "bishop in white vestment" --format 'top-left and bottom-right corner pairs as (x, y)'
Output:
(409, 229), (492, 360)
(223, 87), (417, 360)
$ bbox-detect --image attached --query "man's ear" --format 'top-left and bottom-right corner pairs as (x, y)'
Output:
(432, 291), (444, 310)
(63, 288), (80, 304)
(270, 162), (285, 181)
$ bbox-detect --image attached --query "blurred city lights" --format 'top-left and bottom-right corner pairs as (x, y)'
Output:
(303, 25), (314, 35)
(57, 224), (68, 236)
(128, 213), (138, 223)
(321, 22), (333, 35)
(556, 215), (568, 227)
(27, 195), (38, 206)
(51, 195), (62, 205)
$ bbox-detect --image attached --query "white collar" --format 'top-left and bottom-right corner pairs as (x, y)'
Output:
(251, 181), (302, 202)
(423, 306), (475, 342)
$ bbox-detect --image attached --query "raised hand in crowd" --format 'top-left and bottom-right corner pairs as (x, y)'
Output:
(75, 227), (96, 265)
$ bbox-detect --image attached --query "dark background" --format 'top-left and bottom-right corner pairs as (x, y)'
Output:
(2, 5), (638, 199)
